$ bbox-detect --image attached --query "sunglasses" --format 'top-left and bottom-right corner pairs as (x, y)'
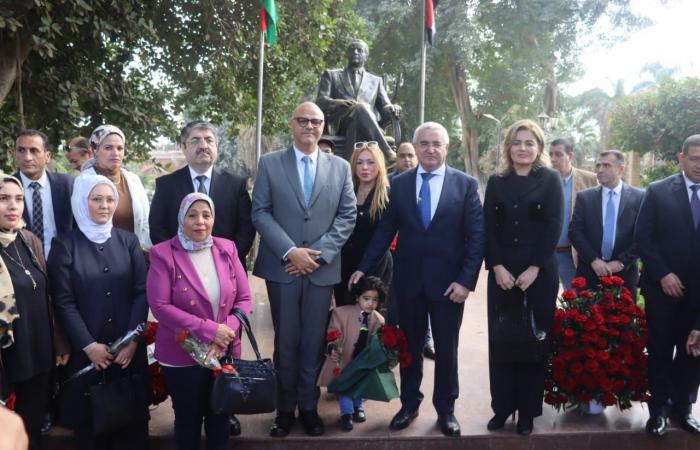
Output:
(354, 141), (379, 150)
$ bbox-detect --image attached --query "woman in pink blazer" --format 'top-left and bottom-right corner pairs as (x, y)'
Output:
(147, 192), (252, 450)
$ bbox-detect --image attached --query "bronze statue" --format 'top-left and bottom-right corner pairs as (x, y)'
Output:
(316, 40), (401, 160)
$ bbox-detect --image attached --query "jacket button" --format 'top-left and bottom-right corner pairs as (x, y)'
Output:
(513, 204), (518, 209)
(304, 217), (309, 222)
(99, 246), (104, 251)
(183, 287), (188, 292)
(514, 237), (519, 243)
(177, 275), (182, 280)
(106, 291), (111, 297)
(537, 204), (541, 209)
(190, 300), (196, 306)
(514, 221), (519, 225)
(107, 317), (113, 323)
(103, 267), (109, 273)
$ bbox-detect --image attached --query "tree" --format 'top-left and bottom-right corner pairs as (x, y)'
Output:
(356, 0), (649, 180)
(0, 0), (364, 170)
(608, 77), (700, 160)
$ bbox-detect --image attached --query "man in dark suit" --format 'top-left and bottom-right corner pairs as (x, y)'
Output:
(149, 120), (255, 267)
(14, 129), (74, 258)
(569, 150), (644, 294)
(350, 122), (485, 436)
(252, 102), (356, 437)
(635, 134), (700, 436)
(316, 39), (401, 160)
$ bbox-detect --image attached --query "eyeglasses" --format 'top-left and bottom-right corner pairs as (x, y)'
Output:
(417, 140), (446, 149)
(354, 141), (379, 150)
(189, 136), (216, 146)
(293, 117), (324, 128)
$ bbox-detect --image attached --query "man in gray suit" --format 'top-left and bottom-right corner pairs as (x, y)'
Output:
(316, 39), (401, 160)
(252, 102), (356, 437)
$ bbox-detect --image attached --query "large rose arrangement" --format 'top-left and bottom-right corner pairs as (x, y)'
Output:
(544, 276), (648, 411)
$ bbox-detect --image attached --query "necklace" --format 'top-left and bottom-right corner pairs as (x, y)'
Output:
(1, 242), (37, 290)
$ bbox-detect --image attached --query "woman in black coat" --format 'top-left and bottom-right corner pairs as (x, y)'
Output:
(48, 173), (149, 450)
(483, 119), (563, 435)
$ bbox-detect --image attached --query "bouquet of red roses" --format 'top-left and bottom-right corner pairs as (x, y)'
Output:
(378, 325), (413, 369)
(326, 329), (343, 376)
(143, 321), (169, 406)
(544, 276), (648, 411)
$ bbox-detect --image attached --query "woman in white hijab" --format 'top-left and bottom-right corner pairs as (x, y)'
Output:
(48, 174), (149, 450)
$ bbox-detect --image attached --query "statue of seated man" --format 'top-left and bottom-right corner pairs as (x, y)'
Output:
(316, 39), (401, 160)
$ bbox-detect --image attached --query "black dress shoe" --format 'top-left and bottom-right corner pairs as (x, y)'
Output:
(353, 408), (366, 423)
(299, 409), (325, 436)
(423, 343), (436, 360)
(437, 413), (461, 436)
(229, 415), (241, 436)
(516, 416), (533, 436)
(672, 414), (700, 434)
(270, 412), (295, 438)
(389, 407), (418, 430)
(645, 416), (667, 437)
(341, 414), (354, 431)
(487, 414), (508, 431)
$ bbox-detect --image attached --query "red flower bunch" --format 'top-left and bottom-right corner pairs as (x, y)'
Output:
(143, 321), (158, 346)
(327, 329), (342, 343)
(326, 329), (343, 377)
(143, 321), (169, 405)
(378, 325), (413, 369)
(545, 276), (648, 411)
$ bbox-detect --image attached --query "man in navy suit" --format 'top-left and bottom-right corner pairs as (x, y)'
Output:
(569, 150), (645, 294)
(14, 130), (74, 258)
(149, 120), (255, 268)
(350, 122), (485, 436)
(635, 134), (700, 436)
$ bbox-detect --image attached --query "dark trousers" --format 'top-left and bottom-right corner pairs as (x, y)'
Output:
(397, 292), (464, 414)
(644, 285), (700, 418)
(13, 371), (50, 450)
(74, 421), (148, 450)
(162, 365), (228, 450)
(267, 278), (332, 412)
(489, 362), (546, 418)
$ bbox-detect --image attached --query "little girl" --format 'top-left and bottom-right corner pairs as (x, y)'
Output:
(318, 276), (386, 431)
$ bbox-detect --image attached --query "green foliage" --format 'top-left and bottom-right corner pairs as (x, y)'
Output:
(608, 77), (700, 160)
(640, 160), (678, 187)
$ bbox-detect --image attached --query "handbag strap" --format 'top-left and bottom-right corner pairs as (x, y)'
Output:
(232, 308), (263, 361)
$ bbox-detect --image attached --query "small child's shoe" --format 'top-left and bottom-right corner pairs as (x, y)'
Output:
(341, 414), (354, 431)
(353, 408), (366, 423)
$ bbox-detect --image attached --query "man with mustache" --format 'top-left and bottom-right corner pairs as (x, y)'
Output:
(149, 120), (255, 278)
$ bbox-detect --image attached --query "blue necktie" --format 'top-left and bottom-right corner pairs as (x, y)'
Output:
(302, 156), (313, 206)
(420, 173), (434, 229)
(601, 190), (616, 260)
(195, 175), (208, 195)
(691, 185), (700, 230)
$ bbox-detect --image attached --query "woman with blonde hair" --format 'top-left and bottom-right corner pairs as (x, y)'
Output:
(334, 141), (392, 307)
(483, 119), (563, 435)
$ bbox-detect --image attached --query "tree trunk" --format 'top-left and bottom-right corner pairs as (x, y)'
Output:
(0, 31), (31, 109)
(444, 52), (480, 180)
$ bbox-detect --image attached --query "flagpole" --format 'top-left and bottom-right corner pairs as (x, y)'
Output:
(255, 30), (265, 164)
(419, 0), (427, 124)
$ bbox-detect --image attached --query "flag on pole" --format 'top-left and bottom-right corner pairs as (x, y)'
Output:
(259, 0), (278, 45)
(425, 0), (437, 46)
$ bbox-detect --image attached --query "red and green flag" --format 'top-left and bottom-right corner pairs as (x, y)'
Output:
(259, 0), (278, 45)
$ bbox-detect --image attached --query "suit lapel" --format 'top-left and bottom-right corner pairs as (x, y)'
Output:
(171, 243), (212, 315)
(671, 173), (695, 230)
(282, 147), (307, 210)
(211, 244), (231, 322)
(209, 168), (224, 203)
(308, 152), (329, 208)
(427, 167), (452, 230)
(592, 185), (603, 237)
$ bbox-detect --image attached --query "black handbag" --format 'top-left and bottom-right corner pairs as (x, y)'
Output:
(210, 309), (276, 415)
(88, 371), (148, 435)
(489, 294), (549, 363)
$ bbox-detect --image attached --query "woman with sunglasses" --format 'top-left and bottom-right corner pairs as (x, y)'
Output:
(333, 141), (392, 307)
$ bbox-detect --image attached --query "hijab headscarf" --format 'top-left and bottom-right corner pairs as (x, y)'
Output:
(178, 193), (215, 252)
(0, 175), (25, 348)
(81, 124), (126, 172)
(72, 174), (119, 244)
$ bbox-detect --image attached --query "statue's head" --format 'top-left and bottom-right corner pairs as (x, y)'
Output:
(347, 40), (369, 68)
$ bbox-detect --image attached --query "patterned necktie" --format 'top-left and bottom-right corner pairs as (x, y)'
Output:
(195, 175), (208, 195)
(420, 173), (435, 229)
(601, 190), (616, 260)
(30, 182), (44, 243)
(691, 185), (700, 230)
(302, 156), (313, 207)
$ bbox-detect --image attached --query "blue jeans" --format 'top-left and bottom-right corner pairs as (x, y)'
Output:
(339, 395), (364, 415)
(556, 251), (576, 290)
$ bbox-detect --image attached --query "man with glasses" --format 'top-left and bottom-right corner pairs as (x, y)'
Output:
(149, 120), (255, 271)
(350, 122), (485, 436)
(316, 39), (401, 162)
(252, 102), (356, 438)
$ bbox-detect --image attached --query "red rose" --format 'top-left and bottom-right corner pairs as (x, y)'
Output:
(600, 277), (613, 287)
(571, 277), (587, 289)
(333, 366), (341, 376)
(553, 369), (566, 382)
(562, 290), (577, 300)
(584, 347), (597, 359)
(326, 329), (342, 342)
(603, 392), (616, 406)
(176, 329), (189, 343)
(381, 327), (398, 348)
(6, 392), (16, 411)
(597, 351), (610, 362)
(561, 378), (577, 392)
(585, 359), (600, 373)
(552, 357), (566, 371)
(600, 378), (613, 392)
(570, 362), (584, 374)
(544, 380), (554, 391)
(563, 328), (575, 338)
(579, 290), (593, 300)
(613, 380), (626, 392)
(610, 275), (624, 286)
(544, 393), (558, 405)
(582, 374), (597, 390)
(620, 292), (633, 303)
(579, 392), (593, 402)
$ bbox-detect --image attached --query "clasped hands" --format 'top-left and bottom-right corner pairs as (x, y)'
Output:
(348, 270), (470, 303)
(284, 247), (322, 277)
(85, 341), (138, 371)
(591, 258), (624, 278)
(493, 265), (539, 292)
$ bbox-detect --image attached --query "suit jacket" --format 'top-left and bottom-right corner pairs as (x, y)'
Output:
(317, 304), (384, 387)
(569, 167), (598, 265)
(16, 170), (74, 235)
(569, 183), (645, 290)
(358, 166), (485, 301)
(147, 237), (252, 366)
(149, 165), (255, 267)
(252, 147), (357, 286)
(635, 173), (700, 319)
(316, 68), (391, 128)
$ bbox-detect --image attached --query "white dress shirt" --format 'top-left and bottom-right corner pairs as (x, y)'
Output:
(601, 182), (623, 251)
(415, 164), (446, 221)
(188, 165), (214, 193)
(19, 171), (57, 257)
